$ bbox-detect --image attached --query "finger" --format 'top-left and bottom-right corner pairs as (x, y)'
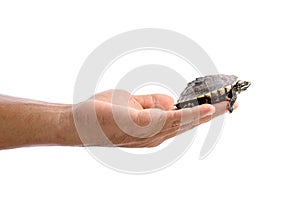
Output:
(134, 94), (174, 110)
(156, 116), (211, 143)
(137, 102), (238, 148)
(148, 101), (236, 139)
(121, 101), (237, 147)
(163, 104), (215, 131)
(177, 102), (238, 128)
(199, 115), (213, 124)
(212, 101), (238, 118)
(229, 102), (239, 111)
(166, 111), (214, 135)
(144, 116), (212, 147)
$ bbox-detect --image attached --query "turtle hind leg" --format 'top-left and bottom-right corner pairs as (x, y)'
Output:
(228, 88), (237, 113)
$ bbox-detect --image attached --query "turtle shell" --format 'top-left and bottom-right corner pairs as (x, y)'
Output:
(176, 74), (238, 109)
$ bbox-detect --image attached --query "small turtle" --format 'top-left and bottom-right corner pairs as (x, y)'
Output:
(175, 74), (251, 113)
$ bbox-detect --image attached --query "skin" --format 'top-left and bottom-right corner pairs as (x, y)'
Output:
(0, 90), (237, 150)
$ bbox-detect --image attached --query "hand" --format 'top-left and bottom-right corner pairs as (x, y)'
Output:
(72, 90), (237, 148)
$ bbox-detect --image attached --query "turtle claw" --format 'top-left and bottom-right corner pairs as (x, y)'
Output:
(228, 88), (237, 113)
(228, 104), (234, 113)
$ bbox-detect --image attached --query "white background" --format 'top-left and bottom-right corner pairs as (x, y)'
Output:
(1, 0), (300, 199)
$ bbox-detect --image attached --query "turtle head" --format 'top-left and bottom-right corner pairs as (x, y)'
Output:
(235, 80), (251, 93)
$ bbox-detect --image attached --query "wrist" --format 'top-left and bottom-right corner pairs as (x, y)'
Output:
(54, 104), (82, 146)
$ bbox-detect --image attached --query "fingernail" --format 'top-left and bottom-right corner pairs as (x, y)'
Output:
(206, 105), (215, 116)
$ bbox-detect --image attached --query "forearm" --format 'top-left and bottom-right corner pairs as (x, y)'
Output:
(0, 95), (81, 149)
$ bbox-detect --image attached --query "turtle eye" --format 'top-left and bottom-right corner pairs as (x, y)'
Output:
(195, 81), (202, 85)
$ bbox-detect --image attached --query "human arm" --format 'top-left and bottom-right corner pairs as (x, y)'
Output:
(0, 90), (236, 150)
(0, 95), (78, 149)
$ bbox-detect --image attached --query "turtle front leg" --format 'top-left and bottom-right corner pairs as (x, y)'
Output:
(228, 88), (237, 113)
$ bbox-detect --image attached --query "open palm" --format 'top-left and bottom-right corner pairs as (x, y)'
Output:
(73, 89), (236, 147)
